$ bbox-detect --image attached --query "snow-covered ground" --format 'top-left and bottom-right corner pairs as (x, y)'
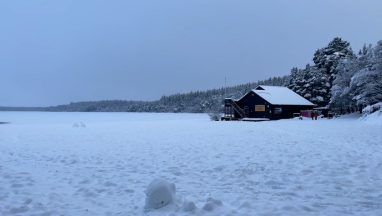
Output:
(0, 112), (381, 216)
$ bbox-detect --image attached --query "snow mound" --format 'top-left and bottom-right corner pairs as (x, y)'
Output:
(144, 179), (176, 210)
(202, 197), (223, 212)
(72, 122), (86, 128)
(181, 200), (196, 212)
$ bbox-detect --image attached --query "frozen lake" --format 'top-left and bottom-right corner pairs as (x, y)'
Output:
(0, 112), (381, 215)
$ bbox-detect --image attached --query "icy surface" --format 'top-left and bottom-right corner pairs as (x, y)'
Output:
(0, 112), (381, 215)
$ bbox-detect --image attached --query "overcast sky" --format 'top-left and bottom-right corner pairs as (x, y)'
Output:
(1, 0), (382, 106)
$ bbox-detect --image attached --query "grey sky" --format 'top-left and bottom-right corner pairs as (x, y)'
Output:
(1, 0), (382, 106)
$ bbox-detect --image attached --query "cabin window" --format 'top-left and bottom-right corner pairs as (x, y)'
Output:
(274, 107), (282, 114)
(255, 105), (265, 112)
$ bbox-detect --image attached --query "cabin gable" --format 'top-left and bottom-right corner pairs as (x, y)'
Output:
(236, 91), (273, 119)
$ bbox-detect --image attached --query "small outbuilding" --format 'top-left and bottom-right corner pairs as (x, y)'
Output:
(223, 85), (315, 120)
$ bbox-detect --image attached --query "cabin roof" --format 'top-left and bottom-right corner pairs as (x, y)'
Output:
(249, 85), (315, 106)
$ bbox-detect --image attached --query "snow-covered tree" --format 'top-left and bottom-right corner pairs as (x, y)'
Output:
(330, 56), (359, 110)
(304, 66), (330, 106)
(289, 64), (330, 106)
(290, 37), (354, 107)
(313, 38), (355, 105)
(350, 41), (382, 106)
(288, 67), (308, 97)
(313, 37), (354, 78)
(330, 41), (382, 112)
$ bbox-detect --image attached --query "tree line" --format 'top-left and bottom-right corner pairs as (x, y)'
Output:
(37, 76), (290, 113)
(1, 37), (380, 114)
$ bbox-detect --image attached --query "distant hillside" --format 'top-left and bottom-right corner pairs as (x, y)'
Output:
(0, 76), (290, 113)
(0, 107), (45, 112)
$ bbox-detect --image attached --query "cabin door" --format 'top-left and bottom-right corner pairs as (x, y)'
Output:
(244, 106), (249, 117)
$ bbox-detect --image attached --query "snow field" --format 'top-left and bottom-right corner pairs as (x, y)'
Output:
(0, 112), (381, 215)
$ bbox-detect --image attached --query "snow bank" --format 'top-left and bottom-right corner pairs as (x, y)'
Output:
(361, 102), (382, 125)
(362, 102), (382, 115)
(181, 200), (196, 212)
(202, 197), (223, 212)
(144, 179), (176, 210)
(361, 110), (382, 125)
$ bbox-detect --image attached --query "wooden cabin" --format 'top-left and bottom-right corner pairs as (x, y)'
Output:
(223, 85), (315, 120)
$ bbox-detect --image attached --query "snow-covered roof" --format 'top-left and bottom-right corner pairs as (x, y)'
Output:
(251, 85), (315, 106)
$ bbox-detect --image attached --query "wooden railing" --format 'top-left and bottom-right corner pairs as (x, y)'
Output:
(226, 99), (245, 118)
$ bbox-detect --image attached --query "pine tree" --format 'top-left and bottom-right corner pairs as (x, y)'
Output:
(313, 37), (354, 77)
(312, 37), (354, 105)
(288, 67), (307, 97)
(350, 41), (382, 106)
(289, 38), (354, 107)
(330, 56), (358, 110)
(304, 66), (330, 106)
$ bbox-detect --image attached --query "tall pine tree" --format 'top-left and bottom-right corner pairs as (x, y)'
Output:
(289, 37), (353, 106)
